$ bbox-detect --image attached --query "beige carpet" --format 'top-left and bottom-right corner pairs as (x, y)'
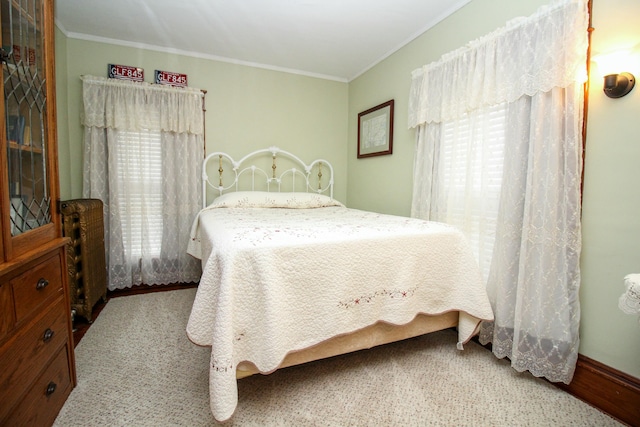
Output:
(54, 288), (621, 426)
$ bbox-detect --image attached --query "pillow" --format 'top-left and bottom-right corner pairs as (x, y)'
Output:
(209, 191), (344, 209)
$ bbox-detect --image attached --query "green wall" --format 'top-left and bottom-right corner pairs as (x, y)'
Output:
(346, 0), (551, 215)
(54, 36), (348, 204)
(55, 0), (640, 379)
(580, 0), (640, 379)
(347, 0), (640, 379)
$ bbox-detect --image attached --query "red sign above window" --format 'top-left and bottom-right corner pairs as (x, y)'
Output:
(13, 45), (36, 66)
(108, 64), (144, 82)
(154, 70), (187, 87)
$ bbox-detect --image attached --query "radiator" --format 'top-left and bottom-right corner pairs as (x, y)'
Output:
(61, 199), (108, 322)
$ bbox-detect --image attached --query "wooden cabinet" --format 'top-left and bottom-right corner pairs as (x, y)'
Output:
(0, 0), (76, 425)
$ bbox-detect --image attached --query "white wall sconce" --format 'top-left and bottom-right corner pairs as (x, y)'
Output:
(592, 46), (639, 98)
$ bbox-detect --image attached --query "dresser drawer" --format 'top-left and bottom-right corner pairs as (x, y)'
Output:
(4, 345), (73, 427)
(12, 253), (63, 322)
(0, 297), (68, 421)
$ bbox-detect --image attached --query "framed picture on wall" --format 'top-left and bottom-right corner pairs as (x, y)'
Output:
(357, 99), (394, 158)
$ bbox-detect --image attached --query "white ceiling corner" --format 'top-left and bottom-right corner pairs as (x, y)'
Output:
(55, 0), (473, 82)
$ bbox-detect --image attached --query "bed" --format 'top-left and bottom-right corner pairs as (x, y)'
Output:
(186, 147), (494, 422)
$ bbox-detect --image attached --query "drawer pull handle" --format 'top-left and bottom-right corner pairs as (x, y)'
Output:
(36, 278), (49, 290)
(46, 381), (57, 396)
(43, 328), (55, 342)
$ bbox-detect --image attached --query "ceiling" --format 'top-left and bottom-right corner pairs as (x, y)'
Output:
(55, 0), (472, 82)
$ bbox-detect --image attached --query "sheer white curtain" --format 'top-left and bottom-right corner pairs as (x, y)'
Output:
(409, 0), (588, 383)
(82, 76), (204, 290)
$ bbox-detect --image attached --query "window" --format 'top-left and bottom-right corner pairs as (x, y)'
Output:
(82, 75), (204, 289)
(438, 103), (506, 278)
(115, 127), (163, 259)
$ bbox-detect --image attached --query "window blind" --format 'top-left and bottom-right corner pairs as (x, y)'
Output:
(115, 126), (163, 259)
(439, 103), (506, 278)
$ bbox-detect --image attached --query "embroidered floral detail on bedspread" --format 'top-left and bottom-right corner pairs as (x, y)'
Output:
(211, 356), (233, 373)
(338, 287), (417, 309)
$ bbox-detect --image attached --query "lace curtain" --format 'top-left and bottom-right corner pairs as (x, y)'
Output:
(82, 76), (204, 290)
(409, 0), (588, 383)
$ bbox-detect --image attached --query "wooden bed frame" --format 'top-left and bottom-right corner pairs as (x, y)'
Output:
(200, 147), (459, 380)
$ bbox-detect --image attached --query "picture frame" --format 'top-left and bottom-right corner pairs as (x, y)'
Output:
(357, 99), (394, 158)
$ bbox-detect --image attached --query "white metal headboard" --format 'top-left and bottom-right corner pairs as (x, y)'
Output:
(201, 146), (334, 208)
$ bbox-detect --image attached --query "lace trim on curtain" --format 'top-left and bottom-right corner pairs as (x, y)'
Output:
(408, 0), (588, 127)
(81, 75), (205, 135)
(480, 323), (580, 383)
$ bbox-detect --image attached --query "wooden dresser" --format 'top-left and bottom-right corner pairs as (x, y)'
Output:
(0, 0), (77, 425)
(0, 241), (75, 425)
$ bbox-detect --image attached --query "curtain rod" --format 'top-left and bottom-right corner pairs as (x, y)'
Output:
(80, 75), (206, 97)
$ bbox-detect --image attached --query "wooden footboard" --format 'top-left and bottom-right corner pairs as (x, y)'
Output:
(236, 311), (458, 378)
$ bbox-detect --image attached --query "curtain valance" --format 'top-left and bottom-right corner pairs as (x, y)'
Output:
(408, 0), (588, 128)
(81, 75), (204, 135)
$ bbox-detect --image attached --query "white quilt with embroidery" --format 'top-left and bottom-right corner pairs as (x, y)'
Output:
(186, 193), (494, 421)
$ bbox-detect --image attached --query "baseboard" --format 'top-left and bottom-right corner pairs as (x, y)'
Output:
(555, 354), (640, 427)
(471, 337), (640, 426)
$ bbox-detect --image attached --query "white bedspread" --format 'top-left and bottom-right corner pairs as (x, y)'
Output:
(186, 203), (494, 421)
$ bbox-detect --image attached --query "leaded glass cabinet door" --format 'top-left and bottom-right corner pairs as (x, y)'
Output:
(1, 0), (58, 259)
